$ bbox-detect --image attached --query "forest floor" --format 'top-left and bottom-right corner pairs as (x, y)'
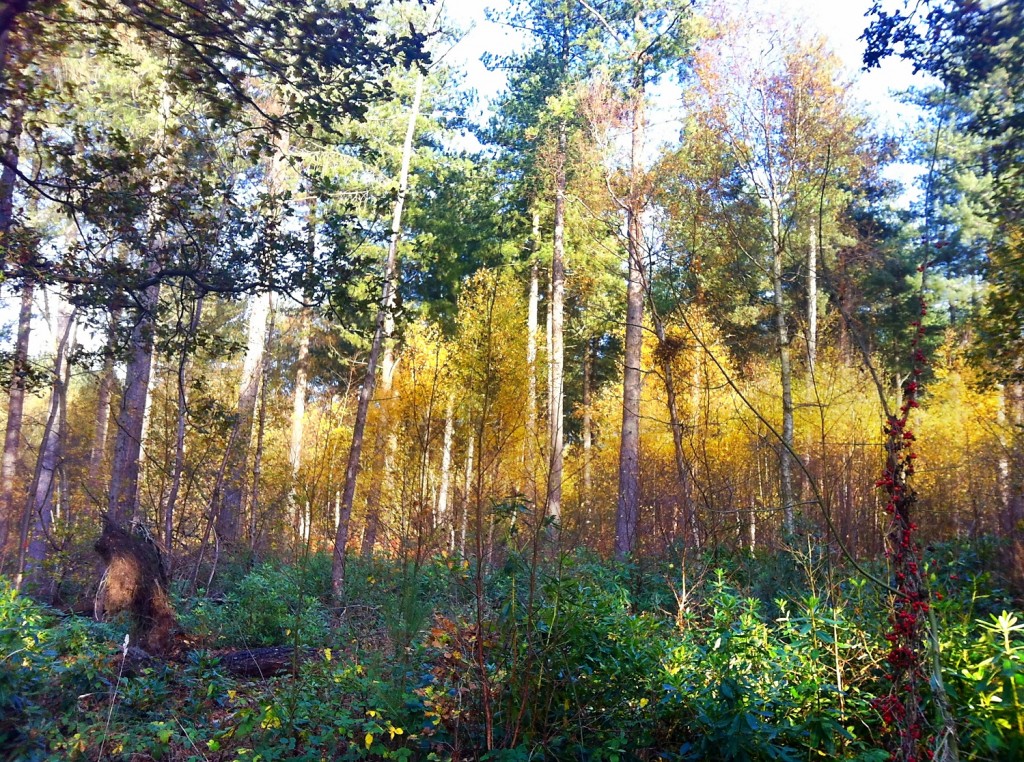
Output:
(2, 540), (1022, 761)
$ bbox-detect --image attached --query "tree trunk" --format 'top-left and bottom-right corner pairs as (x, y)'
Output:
(88, 310), (119, 503)
(582, 338), (592, 522)
(164, 295), (203, 555)
(526, 222), (539, 497)
(360, 377), (396, 558)
(459, 435), (473, 558)
(333, 73), (423, 599)
(548, 124), (567, 524)
(17, 302), (75, 586)
(1004, 381), (1024, 586)
(437, 399), (454, 550)
(652, 316), (696, 549)
(772, 203), (796, 535)
(219, 291), (271, 545)
(108, 279), (161, 524)
(249, 318), (272, 550)
(288, 306), (311, 539)
(0, 99), (27, 558)
(615, 91), (646, 561)
(807, 220), (818, 376)
(0, 280), (31, 557)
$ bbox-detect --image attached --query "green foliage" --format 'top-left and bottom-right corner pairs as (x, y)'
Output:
(185, 562), (330, 648)
(4, 545), (1024, 760)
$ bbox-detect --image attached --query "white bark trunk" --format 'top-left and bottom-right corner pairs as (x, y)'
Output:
(288, 306), (311, 538)
(219, 291), (271, 544)
(548, 123), (566, 524)
(459, 434), (474, 558)
(807, 220), (818, 375)
(18, 301), (75, 585)
(772, 203), (796, 535)
(526, 218), (539, 497)
(437, 400), (454, 550)
(615, 89), (646, 561)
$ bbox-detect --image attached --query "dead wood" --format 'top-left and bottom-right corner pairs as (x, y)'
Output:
(94, 517), (179, 655)
(215, 646), (317, 678)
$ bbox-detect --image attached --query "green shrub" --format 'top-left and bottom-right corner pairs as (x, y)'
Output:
(186, 562), (330, 647)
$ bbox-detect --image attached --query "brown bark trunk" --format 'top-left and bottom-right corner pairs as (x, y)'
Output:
(1004, 382), (1024, 586)
(0, 98), (26, 558)
(0, 279), (31, 557)
(360, 346), (395, 559)
(333, 73), (423, 599)
(108, 279), (160, 524)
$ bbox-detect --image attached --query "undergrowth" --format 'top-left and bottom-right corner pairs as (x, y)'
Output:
(1, 540), (1022, 761)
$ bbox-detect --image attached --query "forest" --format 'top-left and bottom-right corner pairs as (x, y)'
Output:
(1, 0), (1023, 760)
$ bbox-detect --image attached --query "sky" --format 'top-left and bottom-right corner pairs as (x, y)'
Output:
(442, 0), (930, 140)
(7, 0), (933, 357)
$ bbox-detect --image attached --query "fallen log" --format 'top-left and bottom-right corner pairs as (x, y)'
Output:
(214, 646), (318, 678)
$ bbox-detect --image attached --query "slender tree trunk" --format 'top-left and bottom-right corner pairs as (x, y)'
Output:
(333, 73), (423, 599)
(0, 97), (23, 230)
(807, 220), (818, 376)
(1004, 381), (1024, 585)
(219, 291), (271, 545)
(17, 303), (75, 587)
(772, 203), (796, 535)
(288, 306), (311, 538)
(582, 338), (592, 522)
(652, 317), (696, 549)
(526, 221), (539, 497)
(88, 310), (118, 503)
(548, 124), (567, 523)
(546, 283), (553, 426)
(615, 91), (646, 561)
(164, 295), (203, 555)
(0, 280), (31, 557)
(360, 336), (396, 560)
(0, 100), (26, 558)
(437, 399), (454, 550)
(249, 315), (273, 550)
(459, 435), (473, 558)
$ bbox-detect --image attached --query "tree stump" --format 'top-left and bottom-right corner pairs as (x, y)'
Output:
(94, 517), (178, 655)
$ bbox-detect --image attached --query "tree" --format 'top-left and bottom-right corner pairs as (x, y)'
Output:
(576, 0), (691, 559)
(682, 15), (865, 535)
(332, 68), (426, 600)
